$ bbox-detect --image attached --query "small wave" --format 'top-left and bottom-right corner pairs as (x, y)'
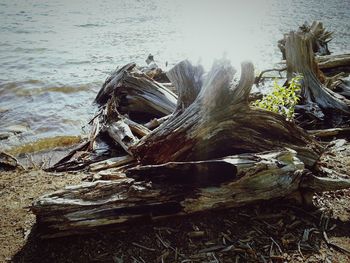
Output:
(0, 81), (99, 96)
(13, 47), (48, 53)
(14, 29), (32, 34)
(0, 42), (11, 47)
(75, 23), (104, 28)
(65, 60), (91, 65)
(39, 84), (96, 94)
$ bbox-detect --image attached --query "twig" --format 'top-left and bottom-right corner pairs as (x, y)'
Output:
(270, 237), (283, 254)
(260, 254), (267, 263)
(269, 240), (274, 258)
(199, 245), (226, 253)
(211, 253), (220, 263)
(297, 241), (305, 259)
(132, 242), (156, 252)
(131, 256), (142, 263)
(255, 67), (287, 85)
(323, 231), (350, 255)
(156, 233), (170, 248)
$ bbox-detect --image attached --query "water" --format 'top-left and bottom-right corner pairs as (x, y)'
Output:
(0, 0), (349, 156)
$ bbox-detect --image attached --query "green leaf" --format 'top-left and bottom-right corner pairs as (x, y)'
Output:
(252, 75), (302, 121)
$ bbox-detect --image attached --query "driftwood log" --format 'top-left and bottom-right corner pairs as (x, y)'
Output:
(317, 53), (350, 74)
(31, 58), (350, 238)
(278, 53), (350, 75)
(32, 149), (350, 238)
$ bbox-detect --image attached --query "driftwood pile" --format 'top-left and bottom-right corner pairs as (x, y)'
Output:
(31, 21), (350, 238)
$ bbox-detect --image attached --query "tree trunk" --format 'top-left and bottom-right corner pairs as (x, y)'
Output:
(278, 21), (332, 60)
(285, 31), (350, 118)
(32, 149), (350, 238)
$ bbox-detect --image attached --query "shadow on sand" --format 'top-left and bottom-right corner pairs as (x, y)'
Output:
(12, 200), (350, 263)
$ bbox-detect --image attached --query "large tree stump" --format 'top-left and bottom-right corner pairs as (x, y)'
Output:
(131, 60), (321, 167)
(279, 21), (332, 60)
(285, 31), (350, 120)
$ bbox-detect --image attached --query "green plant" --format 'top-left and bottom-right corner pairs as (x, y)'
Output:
(253, 75), (302, 120)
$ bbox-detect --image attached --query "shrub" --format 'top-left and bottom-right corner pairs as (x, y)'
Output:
(253, 75), (302, 120)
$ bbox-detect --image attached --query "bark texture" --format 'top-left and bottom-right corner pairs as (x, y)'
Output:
(285, 31), (350, 120)
(279, 21), (332, 59)
(131, 60), (322, 167)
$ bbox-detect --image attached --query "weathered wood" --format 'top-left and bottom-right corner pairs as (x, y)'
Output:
(278, 53), (350, 74)
(32, 56), (350, 238)
(141, 54), (170, 83)
(307, 127), (350, 139)
(301, 174), (350, 192)
(144, 115), (171, 130)
(285, 31), (350, 117)
(48, 115), (102, 172)
(0, 151), (24, 171)
(317, 53), (350, 73)
(332, 78), (350, 99)
(279, 21), (332, 60)
(95, 63), (177, 119)
(45, 140), (94, 172)
(32, 149), (350, 238)
(89, 155), (134, 172)
(31, 150), (302, 237)
(166, 60), (204, 111)
(106, 120), (138, 154)
(123, 118), (150, 137)
(132, 59), (322, 167)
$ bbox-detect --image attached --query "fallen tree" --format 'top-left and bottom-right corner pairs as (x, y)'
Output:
(32, 149), (350, 238)
(32, 58), (350, 238)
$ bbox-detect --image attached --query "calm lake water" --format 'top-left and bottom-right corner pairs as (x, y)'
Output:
(0, 0), (349, 156)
